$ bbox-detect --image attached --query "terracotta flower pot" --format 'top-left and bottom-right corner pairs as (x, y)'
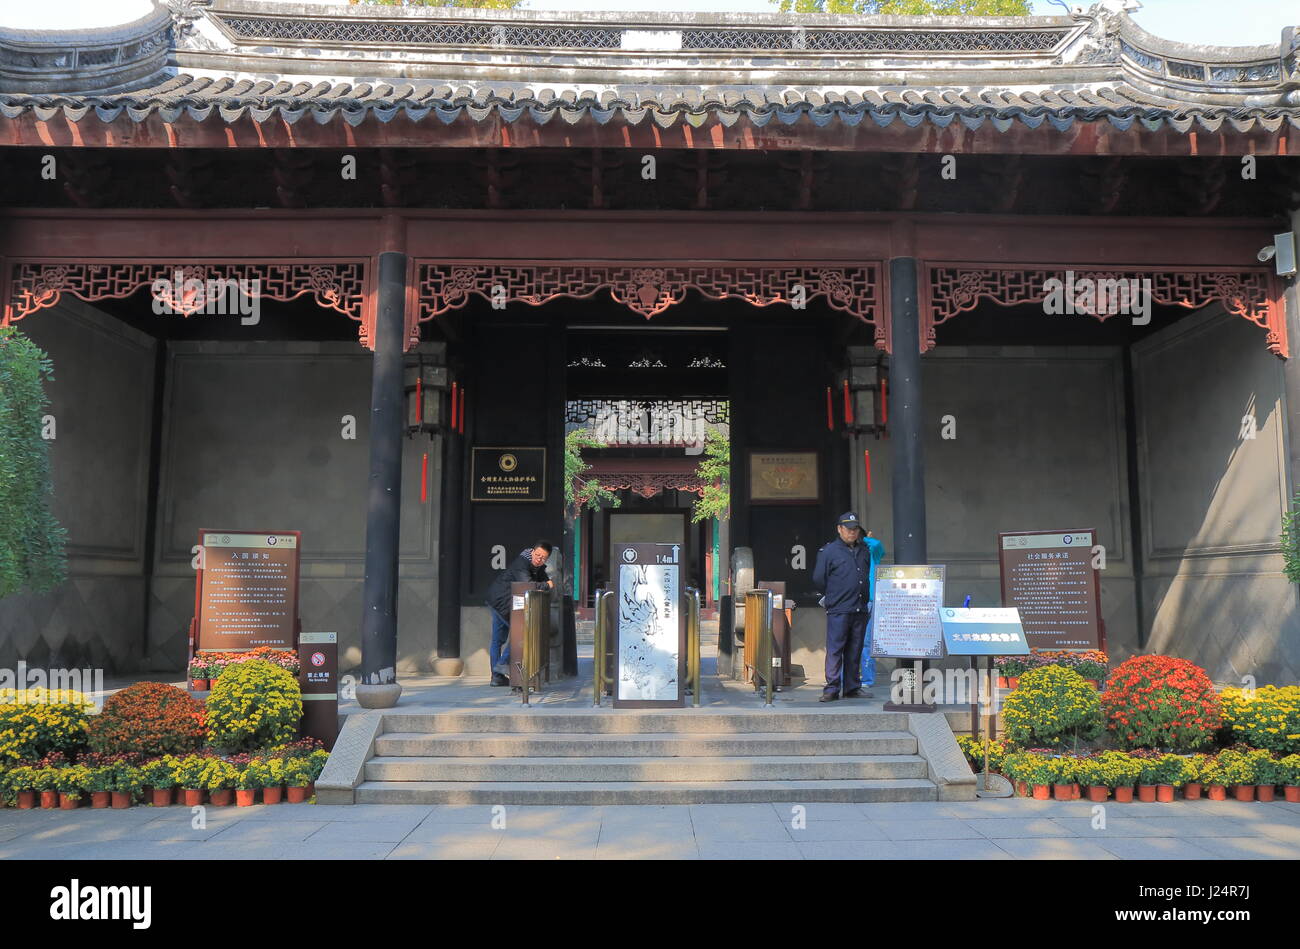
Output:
(1156, 784), (1175, 803)
(1005, 677), (1019, 690)
(306, 782), (316, 796)
(91, 791), (110, 809)
(287, 785), (310, 803)
(235, 789), (256, 807)
(1207, 784), (1227, 801)
(1183, 782), (1202, 800)
(1052, 783), (1073, 801)
(1015, 780), (1028, 797)
(262, 786), (283, 805)
(1232, 784), (1256, 802)
(183, 788), (205, 807)
(1113, 786), (1134, 803)
(58, 793), (81, 810)
(1086, 785), (1108, 802)
(1256, 785), (1276, 803)
(151, 788), (173, 807)
(17, 791), (35, 809)
(111, 791), (131, 809)
(1085, 679), (1100, 689)
(40, 790), (58, 809)
(1137, 784), (1157, 803)
(209, 789), (233, 806)
(190, 678), (209, 691)
(1285, 786), (1300, 803)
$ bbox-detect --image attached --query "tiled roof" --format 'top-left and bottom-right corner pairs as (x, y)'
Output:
(3, 73), (1298, 134)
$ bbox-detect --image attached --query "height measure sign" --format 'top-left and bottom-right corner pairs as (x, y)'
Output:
(613, 542), (685, 708)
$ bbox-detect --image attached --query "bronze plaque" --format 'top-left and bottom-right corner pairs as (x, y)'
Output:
(471, 447), (546, 502)
(749, 451), (819, 503)
(998, 530), (1103, 651)
(196, 530), (300, 651)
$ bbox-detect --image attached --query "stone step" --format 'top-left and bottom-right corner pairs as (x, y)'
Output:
(365, 754), (929, 783)
(374, 730), (919, 758)
(380, 709), (909, 735)
(355, 778), (938, 805)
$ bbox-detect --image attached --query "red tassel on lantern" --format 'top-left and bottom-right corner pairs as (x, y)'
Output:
(450, 382), (459, 431)
(864, 450), (872, 494)
(415, 375), (423, 427)
(843, 379), (854, 425)
(420, 452), (428, 504)
(458, 387), (466, 434)
(825, 386), (833, 431)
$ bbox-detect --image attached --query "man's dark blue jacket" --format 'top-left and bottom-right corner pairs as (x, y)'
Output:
(812, 536), (885, 614)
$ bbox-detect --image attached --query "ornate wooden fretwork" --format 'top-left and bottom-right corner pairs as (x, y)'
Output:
(4, 260), (371, 344)
(924, 265), (1286, 358)
(415, 262), (880, 349)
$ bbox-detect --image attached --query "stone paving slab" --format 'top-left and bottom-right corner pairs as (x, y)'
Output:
(1, 799), (1297, 859)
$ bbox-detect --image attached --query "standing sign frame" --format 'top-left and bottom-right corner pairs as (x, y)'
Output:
(190, 529), (303, 660)
(612, 542), (686, 709)
(997, 529), (1105, 652)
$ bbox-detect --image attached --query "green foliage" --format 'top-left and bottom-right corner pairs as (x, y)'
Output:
(1281, 490), (1300, 583)
(0, 327), (67, 599)
(564, 428), (620, 515)
(690, 431), (729, 523)
(773, 0), (1032, 13)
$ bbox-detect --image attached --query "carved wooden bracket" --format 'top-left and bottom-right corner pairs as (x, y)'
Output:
(924, 264), (1286, 358)
(4, 260), (371, 344)
(413, 261), (882, 350)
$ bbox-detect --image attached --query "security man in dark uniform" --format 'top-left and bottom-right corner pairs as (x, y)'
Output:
(812, 512), (885, 702)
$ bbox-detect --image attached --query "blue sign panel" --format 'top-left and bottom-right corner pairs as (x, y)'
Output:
(940, 607), (1031, 656)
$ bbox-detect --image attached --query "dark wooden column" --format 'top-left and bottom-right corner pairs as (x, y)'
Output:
(435, 396), (464, 672)
(890, 256), (927, 564)
(357, 251), (407, 707)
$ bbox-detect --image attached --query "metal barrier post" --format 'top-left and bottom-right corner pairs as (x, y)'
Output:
(593, 588), (606, 706)
(745, 589), (775, 707)
(686, 587), (701, 708)
(519, 588), (548, 706)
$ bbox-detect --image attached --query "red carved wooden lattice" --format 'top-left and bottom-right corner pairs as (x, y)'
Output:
(589, 472), (708, 499)
(925, 265), (1286, 358)
(4, 260), (371, 344)
(414, 262), (881, 350)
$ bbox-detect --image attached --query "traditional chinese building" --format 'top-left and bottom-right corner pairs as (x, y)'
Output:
(1, 0), (1299, 702)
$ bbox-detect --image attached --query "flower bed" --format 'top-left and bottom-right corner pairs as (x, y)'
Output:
(189, 647), (300, 688)
(0, 659), (326, 811)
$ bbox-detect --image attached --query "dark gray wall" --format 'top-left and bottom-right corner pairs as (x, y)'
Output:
(0, 300), (156, 672)
(1133, 305), (1300, 684)
(148, 340), (442, 675)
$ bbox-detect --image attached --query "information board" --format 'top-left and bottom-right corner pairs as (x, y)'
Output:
(195, 530), (300, 651)
(939, 607), (1031, 657)
(869, 565), (945, 659)
(298, 632), (338, 749)
(998, 529), (1103, 650)
(613, 542), (685, 708)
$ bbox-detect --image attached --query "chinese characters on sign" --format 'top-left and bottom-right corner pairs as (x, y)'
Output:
(470, 447), (546, 502)
(613, 543), (685, 707)
(939, 608), (1031, 657)
(748, 451), (820, 503)
(998, 530), (1103, 651)
(196, 531), (299, 651)
(870, 565), (946, 659)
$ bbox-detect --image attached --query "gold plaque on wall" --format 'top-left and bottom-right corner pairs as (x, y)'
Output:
(749, 451), (819, 503)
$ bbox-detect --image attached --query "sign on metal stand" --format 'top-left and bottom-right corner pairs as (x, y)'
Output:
(612, 542), (685, 709)
(998, 529), (1104, 651)
(871, 565), (945, 711)
(298, 632), (338, 750)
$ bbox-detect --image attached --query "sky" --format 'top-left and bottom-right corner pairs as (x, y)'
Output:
(0, 0), (1293, 47)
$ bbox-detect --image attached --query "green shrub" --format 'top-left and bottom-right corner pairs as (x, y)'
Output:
(206, 660), (302, 754)
(1001, 665), (1102, 748)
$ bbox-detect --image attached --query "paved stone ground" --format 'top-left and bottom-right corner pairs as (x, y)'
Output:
(3, 798), (1298, 860)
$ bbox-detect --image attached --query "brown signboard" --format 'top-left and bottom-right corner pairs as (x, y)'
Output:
(194, 530), (300, 652)
(998, 529), (1103, 651)
(471, 447), (546, 502)
(298, 632), (338, 750)
(749, 451), (820, 503)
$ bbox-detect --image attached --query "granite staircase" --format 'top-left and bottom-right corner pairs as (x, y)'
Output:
(353, 709), (941, 804)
